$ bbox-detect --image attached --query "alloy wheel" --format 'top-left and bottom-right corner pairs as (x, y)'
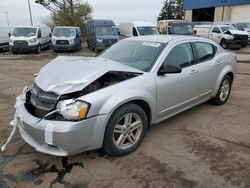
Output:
(113, 113), (143, 150)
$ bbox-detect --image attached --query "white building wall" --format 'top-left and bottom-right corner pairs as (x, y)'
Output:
(230, 4), (250, 22)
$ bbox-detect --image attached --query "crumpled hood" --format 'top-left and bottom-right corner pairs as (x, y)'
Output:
(228, 29), (248, 35)
(35, 56), (143, 95)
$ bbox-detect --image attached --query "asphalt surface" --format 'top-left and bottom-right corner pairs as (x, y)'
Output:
(0, 49), (250, 188)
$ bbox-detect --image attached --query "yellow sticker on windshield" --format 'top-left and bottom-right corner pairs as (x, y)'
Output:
(142, 42), (161, 48)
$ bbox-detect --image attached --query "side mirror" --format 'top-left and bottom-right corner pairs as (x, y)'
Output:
(158, 65), (182, 76)
(194, 30), (197, 35)
(49, 33), (52, 37)
(118, 31), (120, 35)
(8, 33), (11, 37)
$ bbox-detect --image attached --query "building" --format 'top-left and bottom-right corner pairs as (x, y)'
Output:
(184, 0), (250, 22)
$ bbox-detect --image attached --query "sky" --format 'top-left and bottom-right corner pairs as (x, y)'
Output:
(0, 0), (165, 27)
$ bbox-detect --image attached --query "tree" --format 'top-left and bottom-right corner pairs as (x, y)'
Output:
(35, 0), (92, 33)
(158, 0), (184, 20)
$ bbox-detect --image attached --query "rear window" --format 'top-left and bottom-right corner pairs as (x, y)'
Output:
(195, 42), (216, 62)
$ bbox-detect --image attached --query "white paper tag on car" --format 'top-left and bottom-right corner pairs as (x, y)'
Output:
(142, 42), (161, 48)
(45, 123), (55, 145)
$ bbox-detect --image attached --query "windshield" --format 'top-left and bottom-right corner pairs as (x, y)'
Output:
(237, 23), (250, 30)
(137, 27), (158, 35)
(100, 40), (164, 71)
(12, 27), (37, 37)
(53, 28), (76, 37)
(95, 25), (118, 36)
(221, 26), (237, 32)
(172, 25), (194, 35)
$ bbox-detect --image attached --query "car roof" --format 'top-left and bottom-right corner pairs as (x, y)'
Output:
(54, 26), (78, 28)
(126, 35), (199, 44)
(120, 22), (156, 27)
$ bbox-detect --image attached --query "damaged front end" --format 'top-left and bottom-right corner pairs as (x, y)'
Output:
(25, 71), (141, 121)
(2, 56), (143, 155)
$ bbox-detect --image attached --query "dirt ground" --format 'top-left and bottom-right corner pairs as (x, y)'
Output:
(0, 48), (250, 188)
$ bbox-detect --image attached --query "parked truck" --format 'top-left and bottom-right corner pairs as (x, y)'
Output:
(194, 24), (248, 49)
(157, 20), (194, 35)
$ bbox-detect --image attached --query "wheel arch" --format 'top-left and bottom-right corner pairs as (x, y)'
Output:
(212, 66), (234, 97)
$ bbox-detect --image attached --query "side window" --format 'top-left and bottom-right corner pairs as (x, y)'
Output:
(38, 29), (42, 38)
(162, 43), (194, 68)
(195, 42), (216, 62)
(212, 27), (221, 33)
(133, 27), (138, 36)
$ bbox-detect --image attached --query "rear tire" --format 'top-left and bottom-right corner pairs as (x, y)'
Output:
(211, 75), (232, 105)
(104, 103), (148, 156)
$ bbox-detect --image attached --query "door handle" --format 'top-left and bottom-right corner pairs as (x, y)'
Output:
(190, 70), (199, 74)
(216, 61), (223, 65)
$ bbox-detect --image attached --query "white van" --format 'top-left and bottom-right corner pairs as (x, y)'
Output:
(9, 26), (51, 54)
(0, 27), (12, 51)
(119, 22), (158, 38)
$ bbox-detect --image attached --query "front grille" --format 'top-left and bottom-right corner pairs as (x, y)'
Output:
(56, 40), (70, 45)
(233, 34), (248, 40)
(25, 84), (59, 118)
(103, 39), (117, 47)
(13, 40), (28, 47)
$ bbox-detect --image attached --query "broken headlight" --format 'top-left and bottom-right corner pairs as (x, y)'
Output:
(56, 99), (90, 121)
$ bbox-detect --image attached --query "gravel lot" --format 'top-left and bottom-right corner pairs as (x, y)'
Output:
(0, 49), (250, 188)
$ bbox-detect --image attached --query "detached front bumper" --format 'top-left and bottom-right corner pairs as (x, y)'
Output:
(15, 96), (109, 156)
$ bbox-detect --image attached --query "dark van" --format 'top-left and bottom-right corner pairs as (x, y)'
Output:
(86, 20), (119, 53)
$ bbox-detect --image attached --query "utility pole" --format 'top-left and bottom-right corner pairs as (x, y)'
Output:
(5, 12), (10, 27)
(27, 0), (33, 26)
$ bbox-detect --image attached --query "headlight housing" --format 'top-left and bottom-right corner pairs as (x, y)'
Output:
(9, 39), (13, 43)
(96, 39), (103, 43)
(70, 39), (75, 42)
(226, 35), (234, 40)
(29, 38), (37, 43)
(52, 38), (56, 43)
(56, 99), (90, 121)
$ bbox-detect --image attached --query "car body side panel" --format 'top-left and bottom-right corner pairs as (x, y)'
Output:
(79, 73), (157, 124)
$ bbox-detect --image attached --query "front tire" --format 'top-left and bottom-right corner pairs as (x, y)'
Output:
(35, 44), (41, 54)
(220, 39), (229, 49)
(104, 103), (148, 156)
(211, 75), (232, 105)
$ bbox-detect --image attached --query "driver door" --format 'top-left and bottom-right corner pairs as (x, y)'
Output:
(210, 27), (222, 44)
(156, 42), (200, 120)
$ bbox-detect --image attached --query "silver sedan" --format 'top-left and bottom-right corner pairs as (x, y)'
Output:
(13, 35), (236, 156)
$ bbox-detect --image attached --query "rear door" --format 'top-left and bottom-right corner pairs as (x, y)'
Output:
(192, 42), (218, 100)
(156, 42), (200, 120)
